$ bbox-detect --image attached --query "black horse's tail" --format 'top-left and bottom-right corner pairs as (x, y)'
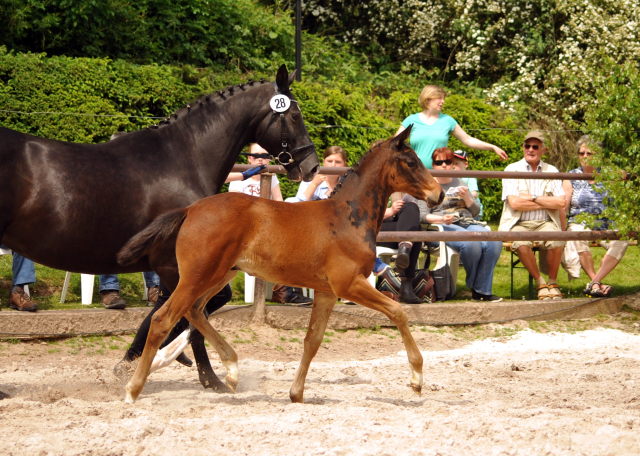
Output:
(117, 209), (188, 266)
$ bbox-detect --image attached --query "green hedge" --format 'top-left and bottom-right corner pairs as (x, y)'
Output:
(0, 49), (531, 219)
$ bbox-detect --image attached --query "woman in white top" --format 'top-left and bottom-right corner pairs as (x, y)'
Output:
(295, 146), (347, 201)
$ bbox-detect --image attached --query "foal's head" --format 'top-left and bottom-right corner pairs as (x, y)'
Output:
(385, 126), (444, 207)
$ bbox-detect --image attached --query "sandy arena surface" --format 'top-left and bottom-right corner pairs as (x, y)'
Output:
(1, 323), (639, 456)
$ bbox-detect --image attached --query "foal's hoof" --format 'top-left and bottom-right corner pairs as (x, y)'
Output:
(125, 384), (136, 404)
(410, 381), (422, 395)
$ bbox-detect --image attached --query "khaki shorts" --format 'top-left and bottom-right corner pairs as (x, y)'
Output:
(510, 220), (566, 251)
(567, 223), (628, 261)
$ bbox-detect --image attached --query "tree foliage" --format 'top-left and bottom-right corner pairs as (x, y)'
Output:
(0, 0), (297, 69)
(583, 59), (640, 237)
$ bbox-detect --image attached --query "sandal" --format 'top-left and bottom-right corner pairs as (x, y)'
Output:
(537, 284), (551, 300)
(585, 281), (603, 298)
(548, 284), (564, 300)
(600, 284), (613, 297)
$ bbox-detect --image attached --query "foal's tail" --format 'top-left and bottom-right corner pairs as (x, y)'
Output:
(117, 209), (188, 266)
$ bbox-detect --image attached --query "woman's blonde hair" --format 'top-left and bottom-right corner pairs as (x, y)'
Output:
(418, 85), (447, 110)
(324, 146), (347, 164)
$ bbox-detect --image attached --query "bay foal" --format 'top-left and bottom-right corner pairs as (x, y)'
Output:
(118, 126), (444, 403)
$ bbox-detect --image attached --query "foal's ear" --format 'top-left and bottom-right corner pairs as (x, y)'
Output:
(391, 124), (413, 150)
(276, 64), (290, 93)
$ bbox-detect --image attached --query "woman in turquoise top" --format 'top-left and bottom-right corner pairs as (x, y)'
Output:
(396, 85), (508, 168)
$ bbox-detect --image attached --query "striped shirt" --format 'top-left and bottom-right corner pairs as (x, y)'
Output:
(502, 161), (564, 221)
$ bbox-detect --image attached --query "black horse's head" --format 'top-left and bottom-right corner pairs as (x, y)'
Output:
(254, 65), (319, 182)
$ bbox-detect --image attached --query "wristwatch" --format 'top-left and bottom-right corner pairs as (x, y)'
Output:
(532, 195), (537, 202)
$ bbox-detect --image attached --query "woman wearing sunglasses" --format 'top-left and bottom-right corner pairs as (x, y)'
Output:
(562, 136), (628, 297)
(395, 85), (508, 169)
(418, 147), (503, 301)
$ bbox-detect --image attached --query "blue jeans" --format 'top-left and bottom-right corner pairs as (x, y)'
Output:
(434, 224), (502, 296)
(99, 274), (120, 292)
(143, 272), (159, 288)
(1, 246), (36, 286)
(12, 253), (36, 286)
(99, 272), (159, 292)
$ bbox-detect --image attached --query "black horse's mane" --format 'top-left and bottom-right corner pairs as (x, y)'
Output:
(328, 140), (385, 199)
(145, 77), (272, 131)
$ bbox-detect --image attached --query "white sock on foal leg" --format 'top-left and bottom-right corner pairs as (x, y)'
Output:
(149, 328), (192, 374)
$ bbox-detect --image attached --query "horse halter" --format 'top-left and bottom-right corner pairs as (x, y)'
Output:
(255, 84), (316, 169)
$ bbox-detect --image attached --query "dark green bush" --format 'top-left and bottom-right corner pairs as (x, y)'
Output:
(0, 48), (530, 219)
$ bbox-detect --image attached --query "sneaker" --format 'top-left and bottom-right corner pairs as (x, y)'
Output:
(472, 289), (503, 302)
(100, 290), (127, 309)
(373, 257), (390, 275)
(286, 292), (313, 306)
(147, 286), (159, 307)
(8, 287), (38, 312)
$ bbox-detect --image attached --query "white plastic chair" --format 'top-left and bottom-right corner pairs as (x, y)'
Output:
(244, 273), (312, 303)
(60, 272), (149, 305)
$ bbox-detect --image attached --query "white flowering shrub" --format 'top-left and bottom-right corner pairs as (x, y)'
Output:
(302, 0), (640, 122)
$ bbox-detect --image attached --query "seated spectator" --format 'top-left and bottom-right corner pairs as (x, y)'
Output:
(229, 143), (311, 305)
(418, 147), (503, 302)
(378, 194), (424, 304)
(1, 248), (37, 311)
(562, 135), (628, 297)
(499, 131), (566, 300)
(452, 150), (484, 221)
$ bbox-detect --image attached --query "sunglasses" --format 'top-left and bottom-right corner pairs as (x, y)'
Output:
(578, 151), (594, 157)
(433, 159), (453, 166)
(523, 144), (540, 150)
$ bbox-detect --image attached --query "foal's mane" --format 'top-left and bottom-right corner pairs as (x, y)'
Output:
(328, 140), (386, 199)
(145, 78), (272, 131)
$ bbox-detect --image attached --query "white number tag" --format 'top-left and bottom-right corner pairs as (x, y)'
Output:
(270, 94), (291, 112)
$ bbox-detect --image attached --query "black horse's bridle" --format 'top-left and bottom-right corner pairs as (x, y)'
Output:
(255, 84), (316, 169)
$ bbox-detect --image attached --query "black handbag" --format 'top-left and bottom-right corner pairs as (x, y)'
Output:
(431, 253), (456, 301)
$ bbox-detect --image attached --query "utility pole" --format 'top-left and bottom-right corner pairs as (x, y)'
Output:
(295, 0), (302, 82)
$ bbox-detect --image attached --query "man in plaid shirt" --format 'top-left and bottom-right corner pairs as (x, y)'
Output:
(499, 131), (567, 300)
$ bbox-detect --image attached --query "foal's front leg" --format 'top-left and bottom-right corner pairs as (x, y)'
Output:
(337, 275), (423, 395)
(290, 291), (338, 403)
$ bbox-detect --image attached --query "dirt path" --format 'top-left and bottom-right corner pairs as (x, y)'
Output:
(1, 322), (639, 455)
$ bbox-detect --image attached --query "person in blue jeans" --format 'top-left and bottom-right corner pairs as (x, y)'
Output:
(417, 147), (503, 302)
(1, 246), (38, 311)
(99, 272), (159, 309)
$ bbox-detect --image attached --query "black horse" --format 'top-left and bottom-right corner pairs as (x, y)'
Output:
(0, 65), (318, 391)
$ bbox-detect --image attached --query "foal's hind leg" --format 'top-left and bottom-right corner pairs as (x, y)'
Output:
(290, 291), (338, 403)
(184, 271), (240, 392)
(126, 283), (219, 403)
(335, 275), (423, 395)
